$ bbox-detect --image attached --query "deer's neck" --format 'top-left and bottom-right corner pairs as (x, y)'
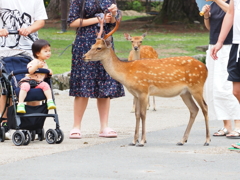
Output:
(132, 49), (140, 60)
(101, 48), (129, 84)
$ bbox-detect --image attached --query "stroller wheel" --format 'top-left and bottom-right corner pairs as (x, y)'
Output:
(12, 130), (25, 146)
(30, 130), (36, 141)
(0, 127), (5, 142)
(23, 130), (31, 146)
(45, 129), (58, 144)
(55, 129), (64, 144)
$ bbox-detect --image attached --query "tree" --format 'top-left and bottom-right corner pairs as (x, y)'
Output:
(154, 0), (202, 24)
(46, 0), (70, 20)
(46, 0), (202, 25)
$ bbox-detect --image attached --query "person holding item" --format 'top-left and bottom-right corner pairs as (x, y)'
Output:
(210, 0), (240, 139)
(0, 0), (48, 139)
(203, 0), (240, 138)
(68, 0), (125, 139)
(17, 39), (56, 113)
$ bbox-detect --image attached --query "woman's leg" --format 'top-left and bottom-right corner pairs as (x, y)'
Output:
(97, 98), (110, 132)
(223, 120), (232, 132)
(73, 97), (89, 130)
(97, 98), (116, 136)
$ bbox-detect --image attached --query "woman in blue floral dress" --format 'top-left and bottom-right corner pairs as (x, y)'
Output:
(68, 0), (125, 139)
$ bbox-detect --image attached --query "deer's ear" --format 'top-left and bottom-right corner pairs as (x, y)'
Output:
(142, 32), (147, 38)
(124, 33), (131, 41)
(105, 36), (112, 48)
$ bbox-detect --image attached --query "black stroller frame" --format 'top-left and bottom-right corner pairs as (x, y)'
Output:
(0, 51), (64, 146)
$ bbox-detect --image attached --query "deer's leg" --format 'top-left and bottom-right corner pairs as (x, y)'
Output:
(129, 97), (140, 146)
(131, 96), (136, 113)
(191, 91), (210, 146)
(147, 96), (150, 110)
(177, 91), (199, 146)
(152, 96), (156, 111)
(136, 94), (148, 147)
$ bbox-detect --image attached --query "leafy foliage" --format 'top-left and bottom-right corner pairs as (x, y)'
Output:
(44, 0), (50, 7)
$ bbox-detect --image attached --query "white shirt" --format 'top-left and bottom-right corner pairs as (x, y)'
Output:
(0, 0), (48, 50)
(233, 0), (240, 43)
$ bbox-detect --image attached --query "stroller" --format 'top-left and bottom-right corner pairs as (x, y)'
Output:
(0, 49), (64, 146)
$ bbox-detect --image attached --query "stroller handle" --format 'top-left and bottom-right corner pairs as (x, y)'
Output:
(7, 30), (34, 42)
(12, 68), (50, 76)
(8, 68), (51, 80)
(8, 30), (19, 34)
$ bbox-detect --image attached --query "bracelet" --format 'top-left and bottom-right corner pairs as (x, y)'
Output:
(204, 17), (209, 20)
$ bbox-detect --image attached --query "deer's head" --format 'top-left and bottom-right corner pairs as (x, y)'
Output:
(124, 32), (147, 51)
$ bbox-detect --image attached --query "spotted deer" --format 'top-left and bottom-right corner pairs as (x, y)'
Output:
(124, 32), (158, 112)
(83, 16), (210, 147)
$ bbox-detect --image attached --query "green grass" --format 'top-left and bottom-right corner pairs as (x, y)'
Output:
(39, 16), (209, 74)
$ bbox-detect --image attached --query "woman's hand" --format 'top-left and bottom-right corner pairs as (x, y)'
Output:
(108, 4), (118, 16)
(105, 13), (112, 23)
(202, 4), (211, 16)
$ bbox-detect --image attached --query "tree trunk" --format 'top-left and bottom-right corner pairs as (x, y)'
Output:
(46, 0), (70, 20)
(154, 0), (202, 24)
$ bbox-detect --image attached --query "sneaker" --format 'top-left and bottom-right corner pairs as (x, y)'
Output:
(47, 100), (56, 110)
(17, 103), (26, 113)
(1, 122), (11, 140)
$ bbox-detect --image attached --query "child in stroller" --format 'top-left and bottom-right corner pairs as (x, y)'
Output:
(0, 40), (64, 146)
(17, 39), (56, 113)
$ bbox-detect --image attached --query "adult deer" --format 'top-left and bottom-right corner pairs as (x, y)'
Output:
(124, 32), (158, 112)
(83, 16), (210, 147)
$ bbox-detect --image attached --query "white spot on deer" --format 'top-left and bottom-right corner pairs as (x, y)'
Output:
(199, 65), (202, 68)
(134, 76), (138, 79)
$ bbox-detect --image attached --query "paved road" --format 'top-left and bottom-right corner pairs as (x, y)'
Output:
(0, 89), (239, 179)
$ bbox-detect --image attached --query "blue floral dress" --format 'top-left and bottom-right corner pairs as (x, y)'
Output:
(68, 0), (125, 98)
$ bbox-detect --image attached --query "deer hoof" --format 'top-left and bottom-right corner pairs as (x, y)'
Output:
(176, 142), (184, 146)
(136, 144), (144, 147)
(128, 143), (136, 146)
(204, 142), (210, 146)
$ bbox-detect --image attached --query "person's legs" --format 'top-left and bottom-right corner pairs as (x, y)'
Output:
(223, 120), (232, 132)
(225, 82), (240, 137)
(232, 82), (240, 102)
(97, 98), (110, 132)
(97, 98), (117, 137)
(17, 83), (30, 113)
(73, 97), (88, 129)
(36, 82), (56, 109)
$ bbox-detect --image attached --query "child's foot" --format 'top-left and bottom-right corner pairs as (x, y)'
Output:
(17, 103), (26, 113)
(47, 100), (56, 110)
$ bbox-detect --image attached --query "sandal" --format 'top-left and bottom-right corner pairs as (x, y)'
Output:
(99, 127), (117, 138)
(226, 129), (240, 139)
(69, 128), (82, 139)
(213, 127), (229, 137)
